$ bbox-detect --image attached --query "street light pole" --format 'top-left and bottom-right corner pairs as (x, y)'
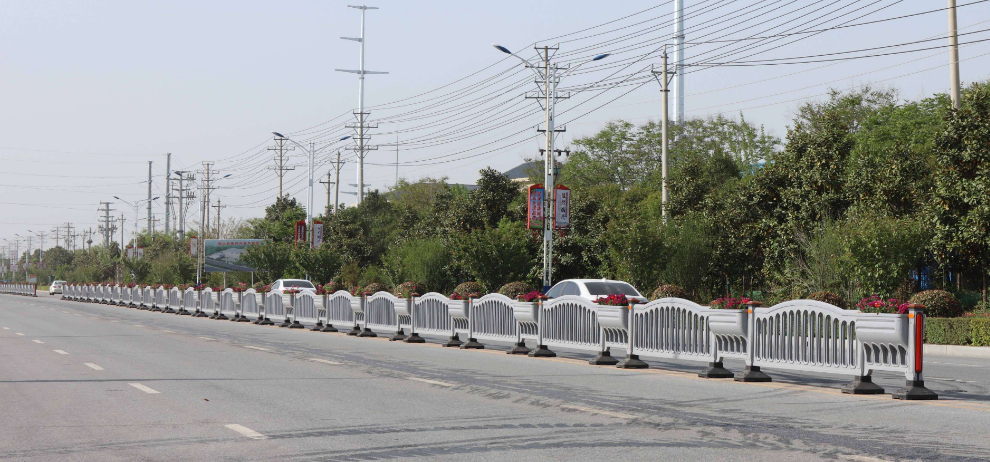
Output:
(271, 133), (350, 244)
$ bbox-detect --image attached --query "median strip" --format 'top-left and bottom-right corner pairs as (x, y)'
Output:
(128, 383), (160, 394)
(225, 424), (266, 440)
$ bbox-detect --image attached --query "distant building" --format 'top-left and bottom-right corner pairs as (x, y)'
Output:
(503, 161), (542, 186)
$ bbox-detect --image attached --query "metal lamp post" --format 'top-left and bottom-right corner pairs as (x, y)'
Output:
(114, 196), (160, 251)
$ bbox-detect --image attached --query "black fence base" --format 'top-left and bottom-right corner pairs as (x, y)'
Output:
(699, 361), (734, 379)
(590, 350), (619, 366)
(892, 380), (938, 400)
(735, 365), (772, 382)
(842, 375), (885, 395)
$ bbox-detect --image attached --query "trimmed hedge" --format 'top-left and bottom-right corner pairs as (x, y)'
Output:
(909, 290), (963, 318)
(498, 281), (534, 299)
(925, 317), (990, 346)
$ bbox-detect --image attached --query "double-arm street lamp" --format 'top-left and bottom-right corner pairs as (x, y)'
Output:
(270, 133), (352, 246)
(114, 196), (160, 250)
(492, 43), (608, 290)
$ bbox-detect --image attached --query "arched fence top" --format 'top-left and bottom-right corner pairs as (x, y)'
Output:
(474, 293), (516, 305)
(640, 297), (711, 312)
(367, 291), (399, 303)
(328, 290), (356, 302)
(542, 295), (601, 309)
(759, 299), (856, 316)
(416, 292), (452, 304)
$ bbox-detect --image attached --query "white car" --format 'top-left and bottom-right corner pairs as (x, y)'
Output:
(545, 279), (648, 304)
(50, 280), (66, 295)
(270, 279), (317, 306)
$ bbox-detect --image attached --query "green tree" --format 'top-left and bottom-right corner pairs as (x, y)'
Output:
(471, 168), (519, 229)
(454, 219), (536, 292)
(243, 241), (294, 283)
(249, 196), (307, 244)
(294, 245), (342, 286)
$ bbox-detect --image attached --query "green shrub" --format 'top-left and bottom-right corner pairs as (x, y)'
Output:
(452, 281), (483, 297)
(650, 284), (689, 300)
(498, 281), (534, 299)
(393, 281), (425, 298)
(362, 282), (386, 295)
(924, 318), (971, 345)
(807, 291), (847, 309)
(909, 290), (963, 318)
(971, 318), (990, 347)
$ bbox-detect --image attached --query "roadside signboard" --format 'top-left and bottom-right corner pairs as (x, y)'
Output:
(203, 239), (265, 273)
(555, 185), (571, 230)
(528, 184), (545, 230)
(295, 220), (307, 246)
(126, 246), (134, 259)
(312, 221), (324, 248)
(190, 237), (198, 257)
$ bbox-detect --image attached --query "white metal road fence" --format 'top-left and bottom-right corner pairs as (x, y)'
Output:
(0, 283), (36, 296)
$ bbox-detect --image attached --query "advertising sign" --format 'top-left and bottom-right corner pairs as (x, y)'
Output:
(527, 184), (545, 230)
(126, 246), (134, 259)
(295, 220), (307, 246)
(136, 247), (145, 260)
(312, 221), (324, 248)
(203, 239), (265, 273)
(554, 185), (571, 230)
(190, 237), (198, 257)
(28, 275), (37, 283)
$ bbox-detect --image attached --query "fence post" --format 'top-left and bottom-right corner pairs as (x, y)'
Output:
(893, 304), (938, 400)
(699, 307), (735, 379)
(321, 294), (338, 332)
(528, 298), (555, 357)
(310, 294), (326, 331)
(461, 295), (483, 349)
(289, 293), (305, 328)
(617, 302), (649, 369)
(735, 301), (772, 382)
(404, 294), (425, 343)
(842, 317), (885, 395)
(358, 293), (377, 337)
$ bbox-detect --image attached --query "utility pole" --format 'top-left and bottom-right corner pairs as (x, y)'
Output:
(118, 215), (126, 251)
(64, 223), (74, 252)
(99, 202), (114, 247)
(165, 153), (171, 236)
(213, 199), (225, 239)
(334, 150), (343, 214)
(672, 0), (685, 123)
(337, 4), (388, 205)
(320, 171), (334, 214)
(52, 225), (60, 249)
(267, 137), (295, 198)
(173, 171), (195, 239)
(200, 162), (216, 237)
(652, 47), (674, 222)
(198, 195), (205, 284)
(147, 161), (153, 235)
(949, 0), (962, 109)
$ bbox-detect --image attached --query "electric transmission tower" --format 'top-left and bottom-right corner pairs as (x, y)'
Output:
(267, 136), (295, 198)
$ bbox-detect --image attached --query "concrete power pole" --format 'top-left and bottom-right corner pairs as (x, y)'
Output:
(147, 161), (153, 235)
(949, 0), (962, 109)
(99, 202), (114, 247)
(337, 4), (388, 205)
(213, 199), (225, 239)
(672, 0), (685, 123)
(164, 153), (171, 236)
(267, 137), (295, 198)
(652, 47), (674, 222)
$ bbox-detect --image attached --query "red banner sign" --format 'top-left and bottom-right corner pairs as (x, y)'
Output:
(295, 220), (307, 246)
(528, 184), (545, 230)
(312, 220), (324, 248)
(554, 184), (571, 230)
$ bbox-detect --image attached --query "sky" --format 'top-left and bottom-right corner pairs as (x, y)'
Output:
(2, 0), (990, 255)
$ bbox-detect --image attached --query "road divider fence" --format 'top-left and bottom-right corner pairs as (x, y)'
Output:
(40, 283), (940, 400)
(0, 283), (36, 297)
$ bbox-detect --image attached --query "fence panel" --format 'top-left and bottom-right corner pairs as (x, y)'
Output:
(471, 294), (519, 344)
(539, 296), (604, 353)
(293, 292), (321, 327)
(365, 292), (399, 333)
(414, 293), (454, 337)
(633, 298), (713, 364)
(753, 300), (860, 376)
(264, 291), (286, 323)
(326, 291), (362, 334)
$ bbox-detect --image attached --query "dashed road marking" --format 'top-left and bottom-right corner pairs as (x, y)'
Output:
(32, 340), (44, 344)
(128, 383), (160, 394)
(408, 377), (456, 387)
(309, 358), (342, 365)
(133, 325), (144, 328)
(161, 330), (176, 333)
(54, 350), (69, 355)
(62, 311), (69, 314)
(928, 361), (984, 368)
(84, 363), (104, 371)
(15, 333), (24, 336)
(111, 320), (119, 323)
(225, 424), (266, 440)
(561, 405), (636, 420)
(928, 376), (978, 384)
(2, 327), (8, 330)
(198, 336), (215, 341)
(244, 346), (270, 351)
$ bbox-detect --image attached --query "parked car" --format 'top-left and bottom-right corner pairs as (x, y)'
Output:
(544, 279), (648, 304)
(49, 280), (66, 295)
(270, 279), (317, 307)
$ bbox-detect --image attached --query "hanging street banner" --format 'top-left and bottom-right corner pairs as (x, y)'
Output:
(189, 237), (198, 257)
(555, 184), (571, 230)
(312, 220), (324, 248)
(126, 246), (134, 260)
(295, 220), (307, 247)
(203, 239), (264, 273)
(136, 247), (145, 259)
(527, 184), (545, 230)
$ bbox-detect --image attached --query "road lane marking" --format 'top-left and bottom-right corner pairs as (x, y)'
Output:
(84, 363), (104, 371)
(928, 361), (984, 368)
(407, 377), (456, 387)
(839, 455), (891, 462)
(198, 336), (215, 341)
(309, 358), (342, 365)
(54, 350), (69, 355)
(32, 340), (44, 344)
(161, 330), (176, 333)
(74, 314), (82, 317)
(2, 327), (8, 330)
(15, 333), (24, 336)
(244, 346), (270, 351)
(561, 405), (636, 420)
(133, 325), (144, 328)
(225, 424), (266, 440)
(927, 376), (978, 384)
(111, 320), (119, 323)
(62, 311), (68, 313)
(128, 383), (160, 394)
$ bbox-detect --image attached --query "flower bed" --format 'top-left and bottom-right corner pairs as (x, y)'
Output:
(856, 295), (908, 314)
(710, 297), (751, 310)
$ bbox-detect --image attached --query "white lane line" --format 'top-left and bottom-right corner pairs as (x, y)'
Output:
(927, 376), (978, 384)
(54, 350), (69, 355)
(407, 377), (456, 387)
(225, 424), (267, 440)
(84, 363), (104, 371)
(198, 336), (215, 341)
(15, 333), (24, 336)
(928, 361), (984, 368)
(244, 346), (270, 351)
(111, 320), (119, 323)
(2, 327), (8, 330)
(309, 358), (342, 365)
(128, 383), (160, 394)
(133, 325), (144, 328)
(62, 311), (68, 313)
(74, 314), (82, 317)
(161, 330), (176, 333)
(560, 405), (636, 420)
(32, 340), (44, 344)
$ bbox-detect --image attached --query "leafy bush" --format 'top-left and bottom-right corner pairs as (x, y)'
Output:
(455, 219), (535, 292)
(380, 238), (453, 292)
(908, 290), (963, 318)
(972, 318), (990, 347)
(393, 281), (425, 298)
(451, 281), (483, 299)
(807, 291), (847, 309)
(925, 318), (972, 345)
(499, 281), (534, 299)
(651, 284), (688, 300)
(362, 282), (386, 295)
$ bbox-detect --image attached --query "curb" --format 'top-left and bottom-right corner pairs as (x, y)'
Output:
(924, 344), (990, 359)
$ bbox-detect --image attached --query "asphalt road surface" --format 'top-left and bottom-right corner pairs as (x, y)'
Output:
(2, 294), (989, 461)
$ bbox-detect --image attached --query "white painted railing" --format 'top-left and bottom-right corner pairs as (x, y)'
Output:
(293, 292), (321, 328)
(325, 290), (362, 334)
(0, 283), (36, 296)
(264, 291), (286, 324)
(240, 290), (261, 321)
(219, 289), (236, 320)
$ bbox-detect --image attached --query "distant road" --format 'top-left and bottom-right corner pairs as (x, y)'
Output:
(1, 293), (989, 461)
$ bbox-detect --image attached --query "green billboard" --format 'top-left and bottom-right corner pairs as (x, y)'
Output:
(203, 239), (265, 273)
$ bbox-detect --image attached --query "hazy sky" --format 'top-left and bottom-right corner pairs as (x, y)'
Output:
(2, 0), (989, 253)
